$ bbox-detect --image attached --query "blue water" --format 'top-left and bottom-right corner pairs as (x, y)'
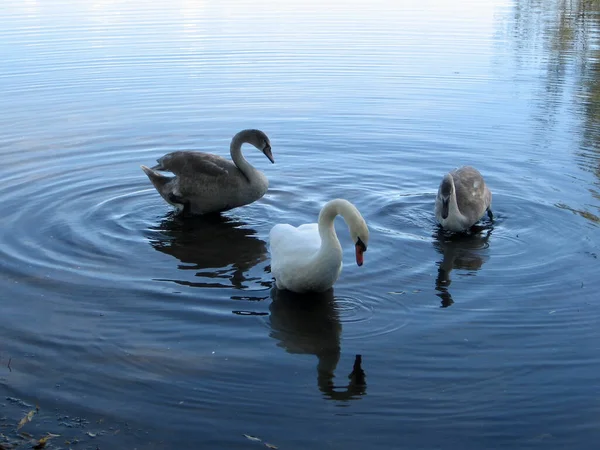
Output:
(1, 0), (599, 449)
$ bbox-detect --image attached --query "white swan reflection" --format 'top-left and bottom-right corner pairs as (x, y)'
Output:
(268, 287), (367, 401)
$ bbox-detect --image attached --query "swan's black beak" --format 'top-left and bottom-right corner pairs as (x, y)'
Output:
(441, 198), (449, 220)
(263, 146), (275, 164)
(355, 237), (367, 266)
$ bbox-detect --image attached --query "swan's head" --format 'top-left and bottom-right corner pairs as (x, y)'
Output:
(350, 218), (369, 267)
(244, 129), (274, 164)
(320, 198), (370, 267)
(438, 174), (454, 220)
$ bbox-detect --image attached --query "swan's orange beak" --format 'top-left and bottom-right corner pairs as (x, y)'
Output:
(355, 243), (365, 266)
(355, 237), (367, 266)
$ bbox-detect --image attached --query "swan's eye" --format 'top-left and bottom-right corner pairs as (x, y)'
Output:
(356, 236), (367, 251)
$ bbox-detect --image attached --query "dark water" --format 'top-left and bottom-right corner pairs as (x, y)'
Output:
(1, 0), (599, 449)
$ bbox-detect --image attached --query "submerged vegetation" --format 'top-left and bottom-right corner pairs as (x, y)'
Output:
(0, 398), (117, 450)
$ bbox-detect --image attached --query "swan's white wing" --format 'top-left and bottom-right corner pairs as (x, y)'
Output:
(269, 223), (321, 281)
(269, 223), (320, 259)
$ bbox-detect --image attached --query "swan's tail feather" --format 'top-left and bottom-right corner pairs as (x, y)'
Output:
(141, 165), (170, 189)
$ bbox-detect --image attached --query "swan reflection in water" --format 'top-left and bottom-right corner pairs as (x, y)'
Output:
(432, 226), (492, 307)
(268, 288), (366, 401)
(148, 212), (269, 289)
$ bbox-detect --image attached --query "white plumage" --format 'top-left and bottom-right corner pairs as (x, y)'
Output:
(269, 199), (369, 294)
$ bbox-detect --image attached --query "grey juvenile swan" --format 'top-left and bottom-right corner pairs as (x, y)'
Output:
(435, 166), (493, 232)
(141, 129), (274, 215)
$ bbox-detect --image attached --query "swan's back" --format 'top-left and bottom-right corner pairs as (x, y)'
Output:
(154, 151), (252, 194)
(154, 151), (235, 178)
(269, 223), (321, 269)
(452, 166), (491, 223)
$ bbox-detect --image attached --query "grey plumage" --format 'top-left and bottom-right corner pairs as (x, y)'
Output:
(151, 152), (230, 177)
(435, 166), (492, 232)
(141, 129), (274, 216)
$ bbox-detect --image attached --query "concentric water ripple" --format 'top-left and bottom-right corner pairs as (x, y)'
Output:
(0, 140), (276, 291)
(261, 289), (411, 345)
(334, 294), (411, 339)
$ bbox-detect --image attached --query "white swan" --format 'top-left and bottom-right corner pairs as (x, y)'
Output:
(435, 166), (493, 232)
(269, 199), (369, 293)
(141, 129), (274, 216)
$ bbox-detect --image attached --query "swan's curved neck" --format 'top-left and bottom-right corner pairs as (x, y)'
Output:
(230, 133), (257, 181)
(315, 199), (362, 265)
(448, 178), (463, 218)
(317, 199), (349, 254)
(445, 175), (467, 225)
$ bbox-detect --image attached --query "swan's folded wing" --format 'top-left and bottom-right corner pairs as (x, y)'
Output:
(268, 224), (297, 255)
(294, 223), (322, 250)
(453, 166), (491, 218)
(269, 223), (321, 263)
(153, 151), (230, 178)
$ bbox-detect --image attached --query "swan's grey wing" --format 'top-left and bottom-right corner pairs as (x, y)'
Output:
(452, 166), (491, 221)
(153, 151), (232, 178)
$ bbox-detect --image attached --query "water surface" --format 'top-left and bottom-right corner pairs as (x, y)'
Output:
(1, 0), (599, 449)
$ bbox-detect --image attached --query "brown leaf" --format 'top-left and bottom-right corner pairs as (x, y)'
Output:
(31, 439), (46, 449)
(17, 409), (38, 431)
(32, 432), (59, 449)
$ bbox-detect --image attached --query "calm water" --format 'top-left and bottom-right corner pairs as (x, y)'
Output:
(1, 0), (599, 449)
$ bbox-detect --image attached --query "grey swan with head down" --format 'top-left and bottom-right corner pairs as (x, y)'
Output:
(141, 129), (274, 216)
(435, 166), (493, 232)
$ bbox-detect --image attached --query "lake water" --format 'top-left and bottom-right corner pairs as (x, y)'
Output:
(1, 0), (599, 449)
